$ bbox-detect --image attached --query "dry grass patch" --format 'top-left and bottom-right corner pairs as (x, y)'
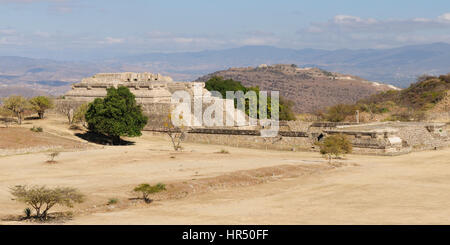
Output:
(0, 127), (88, 151)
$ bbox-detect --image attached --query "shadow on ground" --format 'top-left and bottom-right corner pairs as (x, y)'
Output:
(24, 116), (40, 121)
(75, 132), (135, 145)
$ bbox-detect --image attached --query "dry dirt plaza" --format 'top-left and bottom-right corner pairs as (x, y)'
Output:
(1, 114), (450, 225)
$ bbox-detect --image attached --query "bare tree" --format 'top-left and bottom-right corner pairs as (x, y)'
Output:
(163, 113), (187, 151)
(56, 100), (75, 124)
(47, 152), (60, 163)
(72, 103), (89, 128)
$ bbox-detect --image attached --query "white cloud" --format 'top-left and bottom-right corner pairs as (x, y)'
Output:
(307, 13), (450, 34)
(95, 37), (125, 44)
(412, 18), (431, 23)
(296, 13), (450, 49)
(333, 15), (362, 24)
(438, 13), (450, 22)
(238, 37), (279, 46)
(0, 28), (16, 35)
(99, 37), (124, 44)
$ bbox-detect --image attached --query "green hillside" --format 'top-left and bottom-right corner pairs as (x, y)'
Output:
(322, 74), (450, 122)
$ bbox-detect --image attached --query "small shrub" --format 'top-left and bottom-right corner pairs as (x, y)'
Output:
(216, 149), (230, 154)
(107, 198), (118, 205)
(317, 134), (352, 163)
(24, 207), (32, 219)
(47, 152), (60, 163)
(164, 113), (187, 151)
(133, 183), (166, 203)
(30, 126), (43, 132)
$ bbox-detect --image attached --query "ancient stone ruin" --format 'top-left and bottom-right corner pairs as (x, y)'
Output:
(63, 72), (450, 155)
(65, 72), (202, 103)
(64, 72), (247, 130)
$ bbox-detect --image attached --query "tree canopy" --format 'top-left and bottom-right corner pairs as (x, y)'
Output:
(29, 96), (54, 119)
(10, 185), (84, 220)
(133, 183), (166, 203)
(85, 86), (148, 144)
(205, 76), (295, 121)
(2, 95), (30, 124)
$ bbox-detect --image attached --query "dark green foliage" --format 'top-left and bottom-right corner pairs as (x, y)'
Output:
(85, 86), (148, 145)
(107, 198), (118, 205)
(205, 76), (296, 121)
(24, 208), (31, 218)
(205, 76), (250, 97)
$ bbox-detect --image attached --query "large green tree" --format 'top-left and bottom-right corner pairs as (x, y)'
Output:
(205, 76), (252, 97)
(205, 76), (296, 121)
(85, 86), (148, 145)
(29, 96), (54, 119)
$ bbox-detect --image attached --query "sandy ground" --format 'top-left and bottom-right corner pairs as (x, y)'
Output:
(65, 148), (450, 225)
(1, 115), (450, 224)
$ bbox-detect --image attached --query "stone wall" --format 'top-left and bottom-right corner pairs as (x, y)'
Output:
(184, 132), (313, 151)
(176, 122), (449, 155)
(394, 124), (449, 151)
(142, 103), (173, 130)
(181, 130), (408, 155)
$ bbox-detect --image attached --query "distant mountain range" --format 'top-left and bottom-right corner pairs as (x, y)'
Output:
(0, 42), (449, 97)
(116, 42), (450, 88)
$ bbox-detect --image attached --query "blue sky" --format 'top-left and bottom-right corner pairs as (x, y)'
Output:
(1, 0), (450, 60)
